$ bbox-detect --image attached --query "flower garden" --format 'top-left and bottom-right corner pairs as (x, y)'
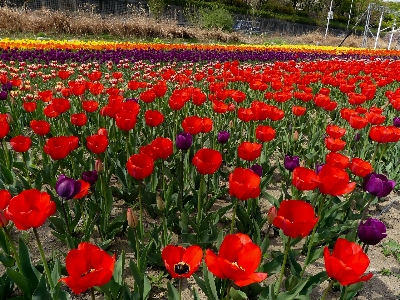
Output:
(0, 38), (399, 300)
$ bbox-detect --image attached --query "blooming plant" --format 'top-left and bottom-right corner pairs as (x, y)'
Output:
(0, 39), (398, 300)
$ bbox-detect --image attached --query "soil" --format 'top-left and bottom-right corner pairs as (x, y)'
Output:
(3, 187), (399, 300)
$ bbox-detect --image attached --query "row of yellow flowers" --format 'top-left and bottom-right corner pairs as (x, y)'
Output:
(0, 38), (399, 56)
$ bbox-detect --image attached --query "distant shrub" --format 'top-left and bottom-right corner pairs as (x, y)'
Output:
(199, 5), (234, 31)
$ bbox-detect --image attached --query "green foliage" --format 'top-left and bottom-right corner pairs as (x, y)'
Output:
(198, 5), (234, 31)
(148, 0), (165, 20)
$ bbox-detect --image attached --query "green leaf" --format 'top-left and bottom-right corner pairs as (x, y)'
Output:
(307, 247), (324, 265)
(6, 269), (33, 296)
(167, 281), (180, 300)
(276, 278), (308, 300)
(123, 284), (132, 300)
(229, 288), (247, 300)
(0, 253), (15, 268)
(143, 275), (151, 300)
(193, 274), (208, 296)
(32, 274), (52, 300)
(0, 164), (14, 184)
(203, 262), (218, 300)
(48, 217), (66, 234)
(114, 250), (125, 285)
(19, 238), (39, 289)
(288, 249), (302, 278)
(261, 253), (284, 275)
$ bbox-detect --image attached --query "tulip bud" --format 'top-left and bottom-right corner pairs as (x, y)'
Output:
(127, 208), (138, 228)
(6, 113), (13, 124)
(156, 195), (165, 211)
(95, 159), (104, 173)
(293, 130), (299, 141)
(267, 207), (277, 224)
(97, 128), (108, 136)
(229, 120), (233, 128)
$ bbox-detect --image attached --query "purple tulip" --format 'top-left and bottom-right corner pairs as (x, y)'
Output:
(394, 117), (400, 127)
(363, 172), (396, 198)
(217, 131), (230, 144)
(2, 82), (12, 91)
(56, 175), (82, 200)
(358, 218), (387, 245)
(0, 91), (7, 101)
(315, 163), (325, 175)
(249, 164), (263, 177)
(126, 98), (139, 103)
(82, 170), (98, 185)
(175, 132), (193, 151)
(284, 155), (300, 172)
(354, 133), (361, 142)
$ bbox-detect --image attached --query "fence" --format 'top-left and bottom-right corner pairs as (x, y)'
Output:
(1, 0), (339, 36)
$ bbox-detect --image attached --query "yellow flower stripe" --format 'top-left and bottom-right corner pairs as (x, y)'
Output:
(0, 38), (399, 56)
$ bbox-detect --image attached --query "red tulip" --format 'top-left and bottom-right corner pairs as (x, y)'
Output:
(326, 124), (346, 139)
(205, 233), (267, 287)
(0, 121), (10, 139)
(182, 116), (203, 135)
(151, 137), (173, 160)
(52, 98), (71, 114)
(30, 120), (51, 136)
(325, 152), (350, 169)
(255, 125), (276, 142)
(115, 110), (137, 131)
(44, 136), (76, 160)
(10, 136), (31, 152)
(369, 126), (396, 143)
(324, 137), (346, 152)
(349, 158), (373, 177)
(273, 200), (318, 238)
(140, 90), (157, 103)
(5, 189), (56, 230)
(324, 238), (373, 286)
(318, 165), (356, 196)
(229, 167), (260, 200)
(86, 134), (108, 154)
(60, 242), (115, 294)
(192, 148), (222, 175)
(23, 102), (37, 112)
(366, 112), (385, 125)
(73, 180), (90, 199)
(145, 110), (164, 127)
(0, 190), (11, 210)
(292, 106), (306, 116)
(162, 245), (203, 278)
(349, 115), (368, 130)
(126, 154), (154, 180)
(237, 142), (262, 161)
(71, 113), (87, 127)
(43, 104), (60, 118)
(82, 100), (99, 113)
(292, 167), (320, 191)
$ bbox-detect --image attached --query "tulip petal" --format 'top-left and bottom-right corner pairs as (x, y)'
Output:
(234, 272), (268, 287)
(237, 242), (262, 273)
(219, 234), (242, 262)
(205, 249), (226, 279)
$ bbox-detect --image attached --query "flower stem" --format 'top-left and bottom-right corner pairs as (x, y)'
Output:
(2, 227), (22, 271)
(197, 175), (205, 226)
(33, 228), (54, 290)
(339, 286), (348, 300)
(178, 278), (182, 300)
(300, 196), (326, 277)
(61, 199), (75, 249)
(276, 237), (291, 296)
(138, 183), (144, 239)
(90, 287), (96, 300)
(230, 197), (238, 234)
(321, 280), (334, 300)
(178, 150), (184, 211)
(226, 281), (231, 300)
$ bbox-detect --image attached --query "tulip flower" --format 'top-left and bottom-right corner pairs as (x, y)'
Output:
(30, 120), (51, 136)
(127, 208), (138, 228)
(237, 142), (262, 161)
(126, 154), (154, 180)
(192, 148), (222, 175)
(205, 233), (267, 287)
(5, 189), (56, 230)
(324, 238), (373, 286)
(56, 175), (82, 200)
(81, 170), (98, 185)
(0, 121), (9, 139)
(284, 155), (300, 171)
(255, 125), (276, 142)
(60, 242), (115, 294)
(394, 117), (400, 127)
(229, 167), (260, 201)
(217, 131), (230, 144)
(325, 152), (350, 169)
(273, 200), (318, 238)
(162, 245), (203, 278)
(292, 167), (320, 191)
(86, 134), (108, 154)
(350, 158), (373, 177)
(318, 165), (356, 196)
(0, 190), (11, 210)
(10, 136), (31, 152)
(151, 137), (173, 160)
(358, 218), (387, 245)
(363, 172), (396, 198)
(175, 132), (192, 151)
(249, 164), (263, 177)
